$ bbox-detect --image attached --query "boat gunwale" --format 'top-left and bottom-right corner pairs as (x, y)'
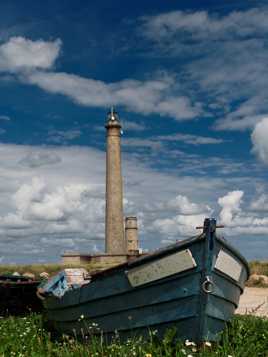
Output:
(90, 234), (204, 281)
(89, 233), (249, 282)
(0, 281), (39, 286)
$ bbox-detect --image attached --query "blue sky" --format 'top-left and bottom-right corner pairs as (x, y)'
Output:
(0, 0), (268, 263)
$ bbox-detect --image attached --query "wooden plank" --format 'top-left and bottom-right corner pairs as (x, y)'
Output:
(126, 249), (197, 287)
(46, 272), (201, 322)
(54, 295), (199, 334)
(214, 250), (243, 282)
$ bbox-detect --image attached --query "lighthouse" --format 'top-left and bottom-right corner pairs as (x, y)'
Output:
(62, 108), (141, 267)
(105, 108), (126, 255)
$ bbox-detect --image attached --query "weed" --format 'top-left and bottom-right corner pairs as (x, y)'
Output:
(0, 314), (267, 357)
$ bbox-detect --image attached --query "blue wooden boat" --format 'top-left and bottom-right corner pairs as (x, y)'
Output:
(39, 218), (249, 342)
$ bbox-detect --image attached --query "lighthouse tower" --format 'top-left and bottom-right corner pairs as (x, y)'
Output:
(62, 109), (142, 267)
(105, 108), (126, 255)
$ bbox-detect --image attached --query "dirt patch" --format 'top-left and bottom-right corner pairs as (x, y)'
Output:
(236, 287), (268, 317)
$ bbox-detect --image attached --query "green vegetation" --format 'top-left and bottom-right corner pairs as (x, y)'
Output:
(0, 314), (267, 357)
(0, 263), (64, 277)
(249, 261), (268, 276)
(0, 263), (93, 278)
(1, 260), (267, 275)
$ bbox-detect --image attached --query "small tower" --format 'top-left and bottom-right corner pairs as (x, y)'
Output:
(105, 108), (126, 255)
(125, 216), (139, 254)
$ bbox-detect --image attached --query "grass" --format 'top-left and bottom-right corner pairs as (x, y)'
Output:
(249, 261), (268, 276)
(0, 260), (267, 275)
(0, 262), (111, 278)
(0, 264), (92, 278)
(0, 314), (267, 357)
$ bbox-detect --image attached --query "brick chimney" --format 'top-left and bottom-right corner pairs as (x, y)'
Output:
(125, 216), (139, 254)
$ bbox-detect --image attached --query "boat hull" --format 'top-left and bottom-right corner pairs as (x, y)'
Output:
(41, 221), (249, 342)
(0, 276), (42, 315)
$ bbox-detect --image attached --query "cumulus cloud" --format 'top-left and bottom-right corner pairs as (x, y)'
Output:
(250, 194), (268, 212)
(218, 190), (268, 240)
(166, 194), (211, 215)
(0, 142), (267, 262)
(251, 117), (268, 164)
(13, 177), (103, 225)
(0, 37), (61, 72)
(150, 195), (212, 238)
(0, 142), (235, 263)
(152, 214), (206, 237)
(19, 151), (61, 168)
(0, 144), (108, 264)
(218, 190), (243, 225)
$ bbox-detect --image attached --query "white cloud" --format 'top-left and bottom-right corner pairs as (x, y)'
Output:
(141, 8), (268, 132)
(0, 142), (266, 262)
(218, 190), (268, 238)
(0, 36), (200, 121)
(0, 37), (61, 72)
(152, 214), (209, 237)
(0, 142), (233, 263)
(166, 194), (211, 215)
(250, 194), (268, 212)
(47, 129), (81, 144)
(214, 97), (268, 131)
(141, 8), (268, 42)
(186, 38), (268, 133)
(0, 115), (10, 121)
(156, 133), (223, 145)
(150, 195), (212, 237)
(122, 132), (224, 154)
(251, 117), (268, 164)
(122, 138), (162, 151)
(19, 151), (61, 168)
(26, 71), (199, 120)
(218, 190), (243, 225)
(122, 121), (146, 131)
(14, 177), (102, 224)
(214, 115), (264, 131)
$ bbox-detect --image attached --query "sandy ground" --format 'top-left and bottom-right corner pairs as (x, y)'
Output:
(235, 287), (268, 317)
